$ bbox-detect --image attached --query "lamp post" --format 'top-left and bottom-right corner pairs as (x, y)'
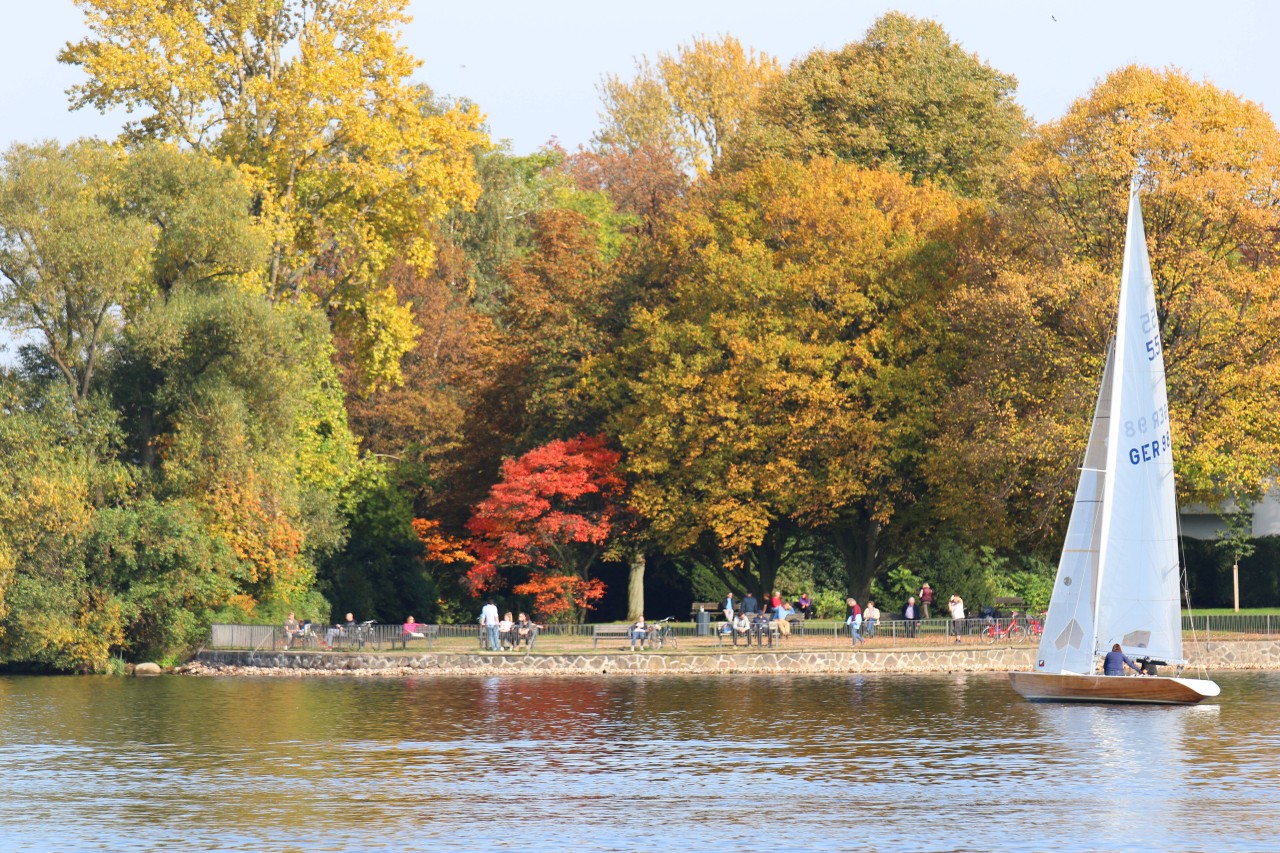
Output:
(1233, 562), (1240, 613)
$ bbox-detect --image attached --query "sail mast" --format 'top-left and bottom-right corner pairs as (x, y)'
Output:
(1091, 185), (1143, 654)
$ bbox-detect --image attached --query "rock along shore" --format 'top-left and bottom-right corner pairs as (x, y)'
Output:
(184, 637), (1280, 678)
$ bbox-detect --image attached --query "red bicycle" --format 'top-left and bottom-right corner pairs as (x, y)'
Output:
(981, 612), (1027, 644)
(1023, 611), (1046, 641)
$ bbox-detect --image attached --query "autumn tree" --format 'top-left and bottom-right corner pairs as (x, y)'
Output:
(609, 158), (973, 598)
(114, 288), (356, 610)
(596, 34), (781, 176)
(565, 142), (689, 238)
(61, 0), (488, 388)
(0, 380), (122, 671)
(935, 66), (1280, 552)
(465, 435), (626, 621)
(0, 141), (154, 407)
(727, 12), (1027, 198)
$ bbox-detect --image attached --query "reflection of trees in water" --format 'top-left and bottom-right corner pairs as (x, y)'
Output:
(8, 672), (1280, 850)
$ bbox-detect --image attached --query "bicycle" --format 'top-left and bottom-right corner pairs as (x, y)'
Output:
(980, 612), (1026, 644)
(648, 617), (678, 650)
(1023, 611), (1046, 641)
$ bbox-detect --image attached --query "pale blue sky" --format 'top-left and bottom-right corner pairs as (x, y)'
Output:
(2, 0), (1278, 155)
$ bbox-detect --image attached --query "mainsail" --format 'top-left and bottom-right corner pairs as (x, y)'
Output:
(1034, 187), (1185, 674)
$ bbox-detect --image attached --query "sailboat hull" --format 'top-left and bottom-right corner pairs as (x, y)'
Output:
(1007, 671), (1220, 705)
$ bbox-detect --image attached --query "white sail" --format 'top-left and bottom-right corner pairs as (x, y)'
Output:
(1035, 347), (1114, 673)
(1034, 187), (1184, 675)
(1094, 188), (1184, 664)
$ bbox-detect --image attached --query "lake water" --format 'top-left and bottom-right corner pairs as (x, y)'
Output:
(1, 670), (1277, 852)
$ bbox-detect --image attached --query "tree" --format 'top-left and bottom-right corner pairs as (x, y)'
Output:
(114, 287), (356, 611)
(465, 434), (626, 621)
(0, 381), (123, 671)
(565, 142), (689, 239)
(61, 0), (488, 388)
(0, 141), (154, 406)
(935, 66), (1280, 554)
(727, 12), (1027, 198)
(609, 158), (973, 598)
(596, 34), (781, 176)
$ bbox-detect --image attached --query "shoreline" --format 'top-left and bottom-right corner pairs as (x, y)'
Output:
(183, 637), (1280, 677)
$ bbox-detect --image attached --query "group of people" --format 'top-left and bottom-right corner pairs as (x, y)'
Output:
(720, 590), (808, 641)
(282, 611), (357, 650)
(840, 584), (967, 646)
(479, 601), (539, 651)
(724, 610), (790, 646)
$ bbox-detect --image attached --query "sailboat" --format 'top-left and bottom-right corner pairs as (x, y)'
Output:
(1007, 184), (1220, 705)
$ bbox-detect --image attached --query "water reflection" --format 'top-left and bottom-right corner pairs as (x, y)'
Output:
(1, 671), (1277, 852)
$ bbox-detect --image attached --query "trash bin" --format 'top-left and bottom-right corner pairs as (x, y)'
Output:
(695, 607), (710, 636)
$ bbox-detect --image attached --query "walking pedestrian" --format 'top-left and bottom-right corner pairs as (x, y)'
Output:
(948, 594), (965, 643)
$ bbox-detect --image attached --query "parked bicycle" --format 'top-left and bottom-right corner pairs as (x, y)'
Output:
(648, 617), (678, 650)
(1022, 611), (1046, 641)
(981, 612), (1026, 644)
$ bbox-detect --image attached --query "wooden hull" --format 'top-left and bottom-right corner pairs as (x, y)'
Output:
(1007, 671), (1220, 705)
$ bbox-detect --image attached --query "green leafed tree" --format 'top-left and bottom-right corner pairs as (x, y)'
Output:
(0, 141), (155, 406)
(726, 12), (1028, 198)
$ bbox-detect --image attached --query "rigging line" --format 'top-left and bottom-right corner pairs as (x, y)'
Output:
(1172, 469), (1212, 679)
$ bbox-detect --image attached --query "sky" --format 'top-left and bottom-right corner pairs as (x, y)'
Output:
(1, 0), (1278, 156)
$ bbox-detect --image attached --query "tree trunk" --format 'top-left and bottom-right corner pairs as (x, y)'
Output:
(627, 550), (645, 621)
(832, 509), (881, 601)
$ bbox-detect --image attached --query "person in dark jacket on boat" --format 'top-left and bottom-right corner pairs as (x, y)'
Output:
(1103, 643), (1144, 676)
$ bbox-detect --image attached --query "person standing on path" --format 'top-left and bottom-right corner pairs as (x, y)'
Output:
(479, 600), (500, 651)
(723, 592), (735, 624)
(847, 606), (864, 646)
(948, 594), (965, 643)
(904, 596), (920, 638)
(919, 583), (934, 619)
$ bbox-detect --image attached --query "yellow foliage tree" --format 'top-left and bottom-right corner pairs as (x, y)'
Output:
(596, 34), (781, 176)
(937, 66), (1280, 547)
(61, 0), (488, 389)
(611, 158), (973, 595)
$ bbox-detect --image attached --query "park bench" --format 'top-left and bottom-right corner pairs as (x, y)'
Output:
(593, 624), (637, 649)
(715, 619), (781, 647)
(389, 625), (439, 650)
(690, 601), (723, 619)
(992, 596), (1024, 618)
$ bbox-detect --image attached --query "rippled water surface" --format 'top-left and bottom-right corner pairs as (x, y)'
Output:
(2, 670), (1278, 852)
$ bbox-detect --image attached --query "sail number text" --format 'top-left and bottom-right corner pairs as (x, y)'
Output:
(1125, 406), (1170, 465)
(1140, 307), (1164, 361)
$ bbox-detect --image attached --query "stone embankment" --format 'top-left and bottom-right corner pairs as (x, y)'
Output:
(187, 638), (1280, 677)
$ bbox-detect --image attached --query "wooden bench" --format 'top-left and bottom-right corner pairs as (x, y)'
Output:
(715, 620), (781, 646)
(690, 601), (723, 619)
(993, 597), (1025, 618)
(593, 624), (640, 649)
(389, 625), (439, 650)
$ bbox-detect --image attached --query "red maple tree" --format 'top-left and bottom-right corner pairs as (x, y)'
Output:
(465, 434), (625, 617)
(513, 573), (606, 623)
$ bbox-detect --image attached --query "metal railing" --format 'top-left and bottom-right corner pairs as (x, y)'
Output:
(206, 613), (1279, 652)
